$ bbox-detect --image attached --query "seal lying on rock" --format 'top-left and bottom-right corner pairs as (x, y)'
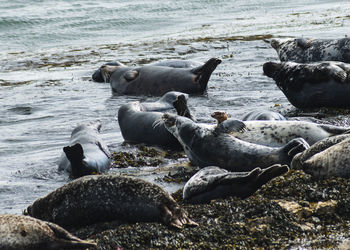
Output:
(291, 134), (350, 178)
(263, 61), (350, 109)
(162, 113), (309, 171)
(211, 111), (348, 147)
(92, 60), (202, 83)
(26, 175), (197, 229)
(118, 91), (194, 149)
(183, 164), (289, 204)
(241, 110), (286, 121)
(0, 214), (96, 250)
(101, 58), (221, 96)
(58, 120), (111, 178)
(270, 37), (350, 63)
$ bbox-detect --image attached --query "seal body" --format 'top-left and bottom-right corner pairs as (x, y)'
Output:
(0, 214), (96, 250)
(183, 164), (289, 204)
(291, 134), (350, 178)
(58, 121), (111, 178)
(263, 61), (350, 109)
(241, 110), (286, 121)
(118, 91), (189, 149)
(162, 114), (309, 171)
(101, 58), (221, 96)
(26, 175), (197, 229)
(270, 38), (350, 63)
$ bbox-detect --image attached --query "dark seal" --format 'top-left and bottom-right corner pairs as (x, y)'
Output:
(118, 91), (194, 149)
(270, 37), (350, 63)
(26, 175), (197, 229)
(101, 58), (221, 96)
(183, 164), (289, 204)
(263, 61), (350, 109)
(162, 113), (309, 171)
(58, 120), (111, 178)
(0, 214), (96, 250)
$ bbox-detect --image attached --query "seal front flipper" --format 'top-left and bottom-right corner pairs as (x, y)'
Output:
(191, 58), (221, 92)
(295, 38), (313, 49)
(172, 94), (195, 121)
(123, 69), (139, 81)
(279, 138), (310, 165)
(254, 164), (289, 187)
(316, 63), (347, 83)
(214, 119), (246, 135)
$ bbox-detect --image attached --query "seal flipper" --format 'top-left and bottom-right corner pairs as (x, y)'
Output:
(46, 222), (97, 249)
(316, 63), (347, 83)
(295, 38), (313, 49)
(172, 94), (195, 121)
(279, 138), (310, 165)
(123, 69), (139, 82)
(214, 119), (246, 135)
(63, 143), (87, 178)
(254, 164), (289, 187)
(191, 58), (221, 92)
(160, 204), (198, 229)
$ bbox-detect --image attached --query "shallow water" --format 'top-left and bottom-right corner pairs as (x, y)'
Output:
(0, 0), (350, 215)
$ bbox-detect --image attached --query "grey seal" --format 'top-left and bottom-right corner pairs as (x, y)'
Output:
(118, 91), (194, 149)
(241, 110), (286, 121)
(263, 61), (350, 109)
(0, 214), (96, 250)
(162, 113), (309, 171)
(92, 60), (202, 83)
(58, 120), (111, 178)
(101, 58), (221, 96)
(183, 164), (289, 204)
(291, 134), (350, 178)
(211, 111), (348, 147)
(270, 37), (350, 63)
(26, 175), (197, 229)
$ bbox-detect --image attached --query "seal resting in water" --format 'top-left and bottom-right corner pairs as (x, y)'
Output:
(211, 111), (348, 147)
(58, 120), (111, 178)
(183, 164), (289, 204)
(0, 214), (96, 250)
(241, 110), (286, 121)
(92, 60), (202, 83)
(263, 61), (350, 109)
(101, 58), (221, 96)
(270, 37), (350, 63)
(26, 175), (197, 229)
(162, 113), (309, 171)
(291, 134), (350, 178)
(118, 91), (194, 149)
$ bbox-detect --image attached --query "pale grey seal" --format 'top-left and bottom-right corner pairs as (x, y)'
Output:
(211, 111), (348, 147)
(291, 134), (350, 178)
(58, 120), (111, 178)
(162, 113), (309, 171)
(263, 61), (350, 109)
(0, 214), (96, 250)
(118, 91), (194, 149)
(183, 164), (289, 204)
(101, 58), (221, 96)
(270, 37), (350, 63)
(26, 175), (197, 229)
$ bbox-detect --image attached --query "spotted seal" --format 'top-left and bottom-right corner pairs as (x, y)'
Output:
(270, 37), (350, 63)
(26, 175), (197, 229)
(58, 120), (111, 178)
(241, 110), (286, 121)
(263, 61), (350, 109)
(183, 164), (289, 204)
(118, 91), (194, 149)
(291, 134), (350, 178)
(211, 111), (348, 147)
(162, 113), (309, 171)
(0, 214), (96, 250)
(92, 60), (202, 83)
(101, 58), (221, 96)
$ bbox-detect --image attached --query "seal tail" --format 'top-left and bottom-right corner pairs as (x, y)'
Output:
(191, 58), (221, 92)
(63, 143), (85, 178)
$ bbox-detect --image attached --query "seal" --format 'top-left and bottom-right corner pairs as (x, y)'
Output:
(162, 113), (309, 171)
(58, 120), (111, 178)
(101, 58), (221, 96)
(183, 164), (289, 204)
(241, 110), (286, 121)
(0, 214), (96, 250)
(270, 37), (350, 63)
(291, 134), (350, 178)
(26, 175), (197, 229)
(92, 60), (202, 83)
(118, 91), (194, 149)
(211, 111), (348, 147)
(263, 61), (350, 109)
